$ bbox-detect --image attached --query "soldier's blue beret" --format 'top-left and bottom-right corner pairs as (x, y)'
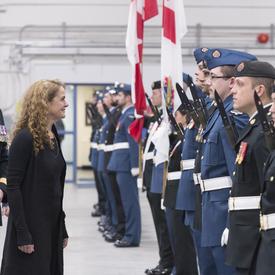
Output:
(108, 81), (120, 95)
(205, 48), (257, 70)
(118, 83), (131, 95)
(95, 90), (106, 101)
(193, 47), (210, 64)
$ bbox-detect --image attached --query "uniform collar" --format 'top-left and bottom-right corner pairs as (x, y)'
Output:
(249, 102), (272, 122)
(122, 104), (133, 114)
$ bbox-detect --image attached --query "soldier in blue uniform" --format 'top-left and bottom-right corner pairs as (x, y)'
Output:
(97, 88), (119, 238)
(144, 81), (174, 275)
(89, 92), (105, 217)
(0, 109), (8, 226)
(163, 107), (198, 275)
(225, 61), (275, 275)
(199, 48), (256, 275)
(107, 83), (141, 247)
(102, 86), (125, 242)
(256, 73), (275, 275)
(191, 48), (215, 232)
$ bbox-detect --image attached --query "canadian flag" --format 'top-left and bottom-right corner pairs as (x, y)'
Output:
(153, 0), (187, 165)
(161, 0), (187, 116)
(126, 0), (158, 142)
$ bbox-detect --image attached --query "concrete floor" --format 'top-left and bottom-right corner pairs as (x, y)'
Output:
(0, 184), (159, 275)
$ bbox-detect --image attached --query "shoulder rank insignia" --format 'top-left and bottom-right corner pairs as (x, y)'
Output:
(236, 141), (248, 165)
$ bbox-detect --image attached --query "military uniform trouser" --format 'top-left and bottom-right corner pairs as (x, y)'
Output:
(146, 191), (174, 269)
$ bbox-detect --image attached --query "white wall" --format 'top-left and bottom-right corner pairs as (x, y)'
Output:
(1, 0), (275, 122)
(0, 0), (275, 26)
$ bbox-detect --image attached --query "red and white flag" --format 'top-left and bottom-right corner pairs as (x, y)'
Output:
(126, 0), (158, 142)
(161, 0), (187, 116)
(153, 0), (187, 165)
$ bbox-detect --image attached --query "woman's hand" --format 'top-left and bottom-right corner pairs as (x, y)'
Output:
(63, 238), (68, 248)
(18, 244), (35, 254)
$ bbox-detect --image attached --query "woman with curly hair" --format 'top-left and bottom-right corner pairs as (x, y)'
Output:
(0, 79), (69, 275)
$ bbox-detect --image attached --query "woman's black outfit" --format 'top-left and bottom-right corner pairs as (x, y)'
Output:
(1, 127), (68, 275)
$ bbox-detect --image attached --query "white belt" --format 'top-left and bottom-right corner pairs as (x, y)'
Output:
(228, 196), (260, 211)
(104, 144), (114, 152)
(90, 142), (98, 149)
(193, 173), (202, 186)
(181, 159), (195, 171)
(260, 213), (275, 231)
(201, 176), (232, 192)
(144, 151), (154, 161)
(97, 144), (105, 150)
(167, 171), (182, 181)
(112, 142), (129, 150)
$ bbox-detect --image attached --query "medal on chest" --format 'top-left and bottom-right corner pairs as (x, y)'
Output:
(236, 141), (248, 165)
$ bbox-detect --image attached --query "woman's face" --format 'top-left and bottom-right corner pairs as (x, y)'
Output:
(48, 86), (69, 121)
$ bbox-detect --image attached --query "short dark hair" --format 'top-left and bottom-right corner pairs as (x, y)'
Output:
(220, 65), (235, 78)
(250, 77), (274, 98)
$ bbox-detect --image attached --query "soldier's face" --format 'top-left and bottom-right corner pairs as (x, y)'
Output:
(195, 61), (210, 92)
(117, 91), (127, 107)
(232, 77), (254, 114)
(96, 100), (105, 115)
(175, 111), (188, 127)
(270, 93), (275, 124)
(208, 67), (232, 101)
(151, 89), (162, 107)
(103, 93), (112, 108)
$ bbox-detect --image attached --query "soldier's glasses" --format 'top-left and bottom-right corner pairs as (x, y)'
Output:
(210, 74), (232, 80)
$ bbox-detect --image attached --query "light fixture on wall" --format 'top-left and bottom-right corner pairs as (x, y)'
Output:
(257, 33), (269, 44)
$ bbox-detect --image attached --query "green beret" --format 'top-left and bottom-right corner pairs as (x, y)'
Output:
(233, 61), (275, 79)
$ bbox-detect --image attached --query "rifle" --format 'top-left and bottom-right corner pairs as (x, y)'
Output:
(87, 103), (102, 129)
(214, 90), (239, 148)
(166, 107), (184, 139)
(188, 77), (208, 129)
(175, 83), (200, 127)
(145, 93), (162, 125)
(254, 91), (275, 151)
(102, 102), (116, 127)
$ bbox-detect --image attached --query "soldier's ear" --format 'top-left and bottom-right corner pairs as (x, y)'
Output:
(228, 77), (235, 89)
(254, 84), (265, 99)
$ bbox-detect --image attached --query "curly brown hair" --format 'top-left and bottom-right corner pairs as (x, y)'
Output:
(13, 79), (65, 154)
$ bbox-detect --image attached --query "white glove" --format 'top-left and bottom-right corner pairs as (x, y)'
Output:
(137, 177), (143, 189)
(131, 168), (139, 177)
(221, 228), (229, 247)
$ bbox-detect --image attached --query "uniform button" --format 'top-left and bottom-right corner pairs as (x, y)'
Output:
(196, 150), (199, 153)
(233, 171), (236, 176)
(203, 139), (206, 143)
(201, 156), (204, 160)
(270, 176), (274, 182)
